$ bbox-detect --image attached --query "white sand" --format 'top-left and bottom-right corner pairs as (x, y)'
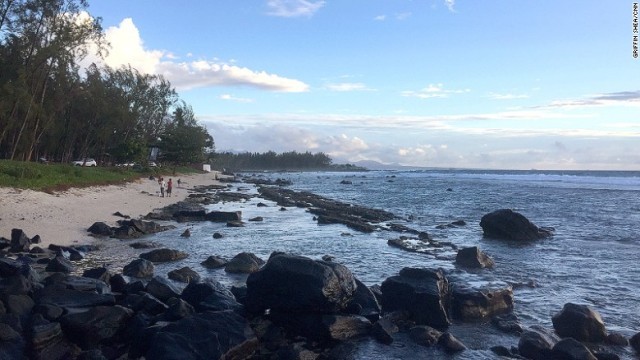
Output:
(0, 172), (224, 248)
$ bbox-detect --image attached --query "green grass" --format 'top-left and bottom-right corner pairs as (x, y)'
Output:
(0, 160), (202, 192)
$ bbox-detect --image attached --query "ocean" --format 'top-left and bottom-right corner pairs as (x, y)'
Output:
(86, 169), (640, 359)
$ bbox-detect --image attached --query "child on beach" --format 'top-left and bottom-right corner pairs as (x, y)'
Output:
(160, 178), (166, 197)
(167, 179), (173, 197)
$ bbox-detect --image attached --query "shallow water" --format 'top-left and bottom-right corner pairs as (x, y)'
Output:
(84, 170), (640, 359)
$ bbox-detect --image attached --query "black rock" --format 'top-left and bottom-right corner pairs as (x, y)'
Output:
(409, 325), (442, 347)
(380, 268), (450, 328)
(551, 338), (597, 360)
(518, 327), (558, 360)
(145, 310), (258, 360)
(455, 246), (495, 269)
(163, 298), (195, 321)
(212, 232), (223, 239)
(438, 332), (467, 353)
(168, 267), (200, 283)
(180, 229), (191, 237)
(631, 332), (640, 353)
(245, 253), (357, 314)
(552, 303), (607, 343)
(122, 258), (154, 278)
(181, 279), (242, 312)
(82, 267), (112, 284)
(36, 287), (115, 309)
(45, 256), (74, 273)
(60, 305), (134, 349)
(146, 276), (181, 302)
(225, 252), (264, 274)
(372, 316), (398, 344)
(140, 248), (188, 263)
(10, 228), (31, 252)
(31, 319), (78, 359)
(450, 281), (513, 320)
(201, 255), (227, 269)
(480, 209), (554, 241)
(87, 222), (113, 236)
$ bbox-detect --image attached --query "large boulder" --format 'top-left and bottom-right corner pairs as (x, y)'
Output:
(146, 276), (181, 302)
(181, 279), (242, 312)
(10, 229), (31, 252)
(552, 303), (607, 343)
(30, 319), (78, 360)
(140, 248), (188, 263)
(87, 222), (113, 237)
(518, 327), (558, 360)
(201, 255), (227, 269)
(168, 267), (200, 283)
(224, 252), (264, 274)
(245, 254), (357, 314)
(145, 310), (258, 360)
(551, 338), (597, 360)
(450, 281), (513, 320)
(455, 246), (495, 268)
(380, 268), (450, 328)
(122, 258), (154, 278)
(205, 211), (242, 222)
(346, 278), (381, 321)
(60, 305), (134, 349)
(480, 209), (554, 241)
(36, 287), (115, 309)
(631, 332), (640, 353)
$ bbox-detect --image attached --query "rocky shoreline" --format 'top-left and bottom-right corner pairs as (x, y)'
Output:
(0, 177), (638, 359)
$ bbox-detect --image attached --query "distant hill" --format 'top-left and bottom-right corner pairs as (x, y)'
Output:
(351, 160), (430, 171)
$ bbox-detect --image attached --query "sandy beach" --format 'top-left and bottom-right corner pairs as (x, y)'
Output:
(0, 171), (223, 248)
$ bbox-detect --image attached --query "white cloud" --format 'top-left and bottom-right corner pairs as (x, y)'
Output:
(445, 0), (456, 12)
(402, 83), (470, 99)
(219, 94), (255, 103)
(325, 82), (374, 92)
(488, 92), (530, 100)
(374, 15), (386, 21)
(83, 18), (309, 93)
(266, 0), (325, 17)
(395, 12), (412, 20)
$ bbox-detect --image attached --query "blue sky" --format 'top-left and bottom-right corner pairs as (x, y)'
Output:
(85, 1), (640, 170)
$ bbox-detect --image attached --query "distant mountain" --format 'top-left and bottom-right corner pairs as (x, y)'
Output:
(351, 160), (430, 171)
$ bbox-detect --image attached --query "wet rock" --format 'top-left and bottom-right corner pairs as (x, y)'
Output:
(49, 275), (110, 294)
(168, 267), (200, 283)
(226, 220), (244, 227)
(121, 293), (168, 316)
(551, 338), (597, 360)
(346, 278), (381, 321)
(245, 253), (357, 314)
(322, 314), (372, 341)
(60, 305), (134, 349)
(455, 246), (495, 269)
(438, 332), (467, 353)
(122, 258), (154, 278)
(10, 228), (31, 252)
(257, 202), (268, 207)
(201, 255), (227, 269)
(87, 222), (113, 237)
(45, 256), (74, 273)
(146, 276), (181, 302)
(3, 294), (34, 316)
(36, 287), (115, 309)
(606, 332), (628, 346)
(380, 267), (450, 327)
(140, 248), (188, 263)
(163, 298), (195, 321)
(630, 332), (640, 353)
(129, 241), (157, 249)
(82, 267), (111, 284)
(480, 209), (554, 241)
(491, 313), (523, 334)
(31, 319), (78, 360)
(409, 325), (442, 347)
(33, 304), (64, 321)
(372, 316), (398, 344)
(552, 303), (607, 343)
(0, 322), (25, 359)
(180, 229), (191, 237)
(248, 216), (264, 222)
(181, 278), (242, 312)
(225, 252), (265, 274)
(518, 327), (559, 360)
(206, 210), (242, 222)
(212, 232), (223, 239)
(450, 281), (513, 320)
(145, 310), (258, 360)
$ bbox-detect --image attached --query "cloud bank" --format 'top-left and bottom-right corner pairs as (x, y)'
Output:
(84, 18), (309, 92)
(266, 0), (325, 17)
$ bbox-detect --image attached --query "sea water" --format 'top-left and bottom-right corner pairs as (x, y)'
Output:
(87, 170), (640, 359)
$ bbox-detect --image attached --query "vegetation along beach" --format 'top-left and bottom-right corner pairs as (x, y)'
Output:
(1, 1), (639, 360)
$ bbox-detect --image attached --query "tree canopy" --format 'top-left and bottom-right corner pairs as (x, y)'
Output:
(0, 0), (214, 166)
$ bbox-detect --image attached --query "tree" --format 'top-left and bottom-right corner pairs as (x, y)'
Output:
(159, 102), (214, 165)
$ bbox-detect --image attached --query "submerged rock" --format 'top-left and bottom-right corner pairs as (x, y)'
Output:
(139, 248), (188, 263)
(450, 281), (513, 320)
(455, 246), (495, 269)
(480, 209), (554, 241)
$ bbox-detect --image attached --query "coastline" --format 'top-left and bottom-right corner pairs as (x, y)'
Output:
(0, 171), (223, 248)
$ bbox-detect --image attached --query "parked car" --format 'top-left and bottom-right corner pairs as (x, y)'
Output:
(148, 161), (158, 167)
(72, 158), (97, 166)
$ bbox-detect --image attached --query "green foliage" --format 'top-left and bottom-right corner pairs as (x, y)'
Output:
(159, 102), (214, 166)
(212, 151), (336, 171)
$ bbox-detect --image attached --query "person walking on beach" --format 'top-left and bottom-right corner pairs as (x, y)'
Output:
(167, 179), (173, 197)
(160, 178), (166, 197)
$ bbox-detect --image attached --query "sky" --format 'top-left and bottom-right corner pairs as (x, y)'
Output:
(84, 0), (640, 170)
